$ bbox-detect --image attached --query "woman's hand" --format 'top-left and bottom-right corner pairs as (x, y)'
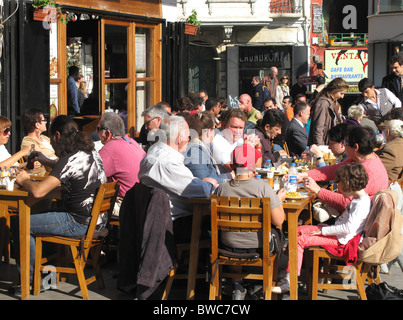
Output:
(310, 227), (322, 235)
(303, 177), (321, 194)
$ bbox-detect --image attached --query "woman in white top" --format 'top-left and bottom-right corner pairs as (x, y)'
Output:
(0, 116), (30, 169)
(275, 74), (290, 110)
(21, 108), (58, 174)
(273, 163), (371, 294)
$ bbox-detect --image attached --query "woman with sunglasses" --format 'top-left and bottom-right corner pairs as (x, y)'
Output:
(0, 116), (30, 169)
(11, 115), (106, 291)
(21, 108), (58, 174)
(275, 74), (290, 111)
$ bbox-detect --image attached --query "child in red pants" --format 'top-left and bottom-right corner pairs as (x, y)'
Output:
(273, 163), (371, 294)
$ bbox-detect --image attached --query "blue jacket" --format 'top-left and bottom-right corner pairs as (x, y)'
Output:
(184, 139), (231, 184)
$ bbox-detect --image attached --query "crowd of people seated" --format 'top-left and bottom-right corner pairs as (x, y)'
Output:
(1, 55), (403, 300)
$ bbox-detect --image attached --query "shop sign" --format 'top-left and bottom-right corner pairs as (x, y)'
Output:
(239, 46), (291, 69)
(324, 49), (368, 83)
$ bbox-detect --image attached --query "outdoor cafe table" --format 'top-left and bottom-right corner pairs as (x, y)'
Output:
(187, 193), (315, 300)
(0, 187), (31, 300)
(283, 193), (316, 300)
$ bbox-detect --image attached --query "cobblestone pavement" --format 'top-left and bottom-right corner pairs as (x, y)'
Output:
(0, 255), (402, 301)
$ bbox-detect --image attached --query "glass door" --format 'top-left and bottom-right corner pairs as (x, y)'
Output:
(100, 19), (161, 135)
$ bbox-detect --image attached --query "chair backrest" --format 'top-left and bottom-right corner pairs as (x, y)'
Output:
(358, 189), (403, 264)
(210, 195), (272, 257)
(85, 181), (119, 243)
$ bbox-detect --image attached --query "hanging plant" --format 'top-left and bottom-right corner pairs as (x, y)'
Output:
(184, 9), (201, 35)
(32, 0), (69, 24)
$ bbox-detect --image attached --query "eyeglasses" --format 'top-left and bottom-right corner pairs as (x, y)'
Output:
(2, 127), (11, 136)
(96, 126), (108, 132)
(144, 117), (157, 128)
(38, 118), (47, 123)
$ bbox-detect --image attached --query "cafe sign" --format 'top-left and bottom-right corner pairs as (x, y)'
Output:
(239, 46), (291, 69)
(324, 49), (368, 83)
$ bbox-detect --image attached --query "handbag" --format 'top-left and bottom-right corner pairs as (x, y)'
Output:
(312, 200), (340, 223)
(365, 282), (403, 300)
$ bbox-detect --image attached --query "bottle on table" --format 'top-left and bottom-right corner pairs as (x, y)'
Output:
(286, 163), (298, 192)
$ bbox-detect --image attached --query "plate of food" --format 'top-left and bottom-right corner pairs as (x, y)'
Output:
(286, 191), (308, 200)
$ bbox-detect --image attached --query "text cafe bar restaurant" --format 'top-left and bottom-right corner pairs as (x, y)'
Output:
(1, 0), (164, 153)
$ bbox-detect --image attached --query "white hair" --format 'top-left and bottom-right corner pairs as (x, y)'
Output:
(386, 119), (403, 139)
(159, 115), (188, 143)
(347, 105), (363, 120)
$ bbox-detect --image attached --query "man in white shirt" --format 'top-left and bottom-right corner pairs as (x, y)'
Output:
(358, 77), (401, 125)
(138, 116), (217, 243)
(286, 102), (311, 156)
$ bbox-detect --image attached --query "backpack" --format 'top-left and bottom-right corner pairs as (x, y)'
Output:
(262, 85), (271, 101)
(358, 189), (403, 265)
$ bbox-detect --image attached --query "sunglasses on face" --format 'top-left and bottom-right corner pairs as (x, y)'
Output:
(38, 118), (47, 123)
(144, 117), (157, 127)
(96, 126), (108, 132)
(2, 127), (11, 136)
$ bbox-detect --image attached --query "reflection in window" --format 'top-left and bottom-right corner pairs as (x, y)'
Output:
(136, 81), (153, 130)
(135, 28), (153, 78)
(105, 25), (128, 78)
(105, 82), (127, 112)
(377, 0), (403, 13)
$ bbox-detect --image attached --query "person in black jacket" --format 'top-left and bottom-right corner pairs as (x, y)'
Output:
(382, 54), (403, 105)
(286, 102), (311, 156)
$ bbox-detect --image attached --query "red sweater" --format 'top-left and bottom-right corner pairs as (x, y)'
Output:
(308, 154), (389, 213)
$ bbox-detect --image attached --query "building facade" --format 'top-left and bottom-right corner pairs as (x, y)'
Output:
(368, 0), (403, 86)
(0, 0), (165, 152)
(178, 0), (311, 105)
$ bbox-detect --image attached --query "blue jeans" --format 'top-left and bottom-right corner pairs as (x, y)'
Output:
(11, 211), (88, 282)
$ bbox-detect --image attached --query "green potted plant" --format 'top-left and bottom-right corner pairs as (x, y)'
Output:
(184, 9), (201, 35)
(328, 35), (337, 45)
(32, 0), (68, 24)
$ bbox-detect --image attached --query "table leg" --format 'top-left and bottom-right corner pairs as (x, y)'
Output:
(186, 204), (203, 300)
(287, 211), (299, 300)
(18, 199), (30, 300)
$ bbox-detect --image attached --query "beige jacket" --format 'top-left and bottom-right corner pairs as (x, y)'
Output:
(377, 137), (403, 183)
(21, 135), (58, 174)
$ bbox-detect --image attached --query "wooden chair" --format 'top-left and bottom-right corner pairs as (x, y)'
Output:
(305, 248), (370, 300)
(33, 181), (119, 299)
(282, 141), (290, 156)
(209, 195), (278, 300)
(162, 238), (210, 300)
(305, 189), (402, 300)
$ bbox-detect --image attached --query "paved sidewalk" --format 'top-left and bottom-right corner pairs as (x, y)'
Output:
(0, 256), (402, 301)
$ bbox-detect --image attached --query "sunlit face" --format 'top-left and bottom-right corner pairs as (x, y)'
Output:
(331, 89), (347, 101)
(0, 127), (11, 146)
(328, 139), (345, 156)
(177, 125), (190, 153)
(239, 95), (252, 111)
(282, 98), (292, 109)
(361, 87), (376, 101)
(199, 92), (208, 103)
(251, 78), (259, 87)
(37, 114), (47, 133)
(391, 62), (403, 76)
(223, 117), (245, 143)
(265, 124), (282, 139)
(300, 106), (311, 124)
(264, 100), (276, 112)
(144, 114), (161, 131)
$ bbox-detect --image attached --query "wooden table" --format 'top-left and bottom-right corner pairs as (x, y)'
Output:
(187, 197), (211, 300)
(283, 193), (315, 300)
(0, 187), (31, 300)
(187, 194), (315, 301)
